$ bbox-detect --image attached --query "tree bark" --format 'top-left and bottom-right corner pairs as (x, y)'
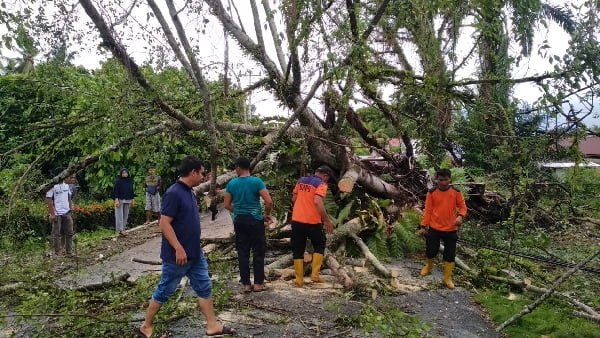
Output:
(327, 217), (364, 247)
(349, 233), (392, 278)
(324, 249), (355, 289)
(338, 164), (362, 193)
(265, 253), (294, 271)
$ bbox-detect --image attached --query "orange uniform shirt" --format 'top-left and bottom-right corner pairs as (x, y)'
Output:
(421, 187), (467, 232)
(292, 175), (328, 224)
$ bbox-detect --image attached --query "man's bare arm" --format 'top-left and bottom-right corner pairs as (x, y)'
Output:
(314, 195), (334, 234)
(223, 192), (233, 211)
(159, 215), (187, 265)
(259, 188), (274, 224)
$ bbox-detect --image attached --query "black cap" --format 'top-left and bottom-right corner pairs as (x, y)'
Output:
(316, 165), (335, 178)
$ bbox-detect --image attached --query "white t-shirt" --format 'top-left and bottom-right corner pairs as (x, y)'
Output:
(46, 182), (72, 215)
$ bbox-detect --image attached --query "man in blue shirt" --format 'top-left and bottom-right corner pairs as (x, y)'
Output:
(224, 157), (274, 293)
(139, 156), (236, 338)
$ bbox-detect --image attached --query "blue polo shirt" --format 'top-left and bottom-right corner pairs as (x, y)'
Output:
(160, 180), (201, 263)
(226, 176), (266, 220)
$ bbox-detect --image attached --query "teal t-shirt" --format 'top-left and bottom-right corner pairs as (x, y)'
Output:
(226, 176), (267, 220)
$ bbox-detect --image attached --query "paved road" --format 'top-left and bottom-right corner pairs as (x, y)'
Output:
(56, 208), (234, 289)
(52, 207), (499, 337)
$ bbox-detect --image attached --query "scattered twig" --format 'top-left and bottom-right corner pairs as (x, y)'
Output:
(496, 246), (600, 332)
(131, 257), (161, 265)
(0, 312), (131, 323)
(488, 275), (600, 322)
(174, 277), (189, 303)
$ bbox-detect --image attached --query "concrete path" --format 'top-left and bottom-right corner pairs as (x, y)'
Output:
(56, 208), (234, 289)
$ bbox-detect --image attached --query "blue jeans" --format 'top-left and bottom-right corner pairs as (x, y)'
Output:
(152, 256), (212, 304)
(233, 214), (266, 286)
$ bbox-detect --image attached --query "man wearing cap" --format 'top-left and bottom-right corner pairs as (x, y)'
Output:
(290, 165), (335, 287)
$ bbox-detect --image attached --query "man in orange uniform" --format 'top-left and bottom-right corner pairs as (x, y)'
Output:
(418, 169), (467, 289)
(290, 165), (335, 287)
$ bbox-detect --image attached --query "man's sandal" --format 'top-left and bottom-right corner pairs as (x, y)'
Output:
(205, 325), (236, 336)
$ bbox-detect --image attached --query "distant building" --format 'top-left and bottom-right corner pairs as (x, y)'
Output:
(538, 161), (600, 180)
(558, 136), (600, 164)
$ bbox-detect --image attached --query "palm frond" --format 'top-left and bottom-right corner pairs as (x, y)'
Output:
(510, 0), (542, 56)
(541, 3), (576, 34)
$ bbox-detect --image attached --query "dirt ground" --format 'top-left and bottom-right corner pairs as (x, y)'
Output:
(33, 208), (500, 337)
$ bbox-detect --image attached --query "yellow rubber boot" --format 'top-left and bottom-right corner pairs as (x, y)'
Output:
(420, 258), (434, 276)
(310, 253), (325, 283)
(443, 262), (455, 289)
(293, 259), (304, 287)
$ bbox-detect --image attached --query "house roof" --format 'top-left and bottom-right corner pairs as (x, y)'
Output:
(579, 136), (600, 157)
(539, 161), (600, 168)
(559, 136), (600, 157)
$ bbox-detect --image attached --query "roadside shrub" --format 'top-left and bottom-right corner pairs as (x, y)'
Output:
(72, 199), (146, 231)
(0, 199), (48, 241)
(1, 197), (146, 241)
(73, 201), (115, 231)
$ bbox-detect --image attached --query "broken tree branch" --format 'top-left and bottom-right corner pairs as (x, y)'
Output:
(324, 249), (355, 289)
(496, 246), (600, 332)
(349, 233), (391, 278)
(488, 275), (600, 322)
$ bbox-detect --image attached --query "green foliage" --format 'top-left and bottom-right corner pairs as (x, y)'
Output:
(0, 198), (48, 241)
(0, 58), (250, 200)
(333, 299), (431, 337)
(336, 199), (357, 224)
(0, 230), (238, 337)
(365, 208), (424, 260)
(462, 218), (600, 311)
(393, 211), (426, 255)
(323, 187), (339, 221)
(563, 167), (600, 219)
(475, 288), (600, 338)
(1, 195), (146, 241)
(366, 228), (390, 259)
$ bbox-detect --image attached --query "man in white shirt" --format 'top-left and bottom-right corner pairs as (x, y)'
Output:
(46, 175), (76, 256)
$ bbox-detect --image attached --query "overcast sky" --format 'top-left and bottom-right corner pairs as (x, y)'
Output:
(1, 0), (597, 126)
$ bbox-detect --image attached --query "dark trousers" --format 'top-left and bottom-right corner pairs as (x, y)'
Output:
(209, 203), (218, 221)
(51, 212), (73, 254)
(233, 214), (266, 286)
(425, 228), (457, 262)
(291, 221), (326, 259)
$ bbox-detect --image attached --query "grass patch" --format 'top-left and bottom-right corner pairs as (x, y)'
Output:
(0, 227), (240, 337)
(475, 288), (600, 338)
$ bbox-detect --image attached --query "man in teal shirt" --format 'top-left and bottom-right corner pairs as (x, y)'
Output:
(224, 157), (274, 293)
